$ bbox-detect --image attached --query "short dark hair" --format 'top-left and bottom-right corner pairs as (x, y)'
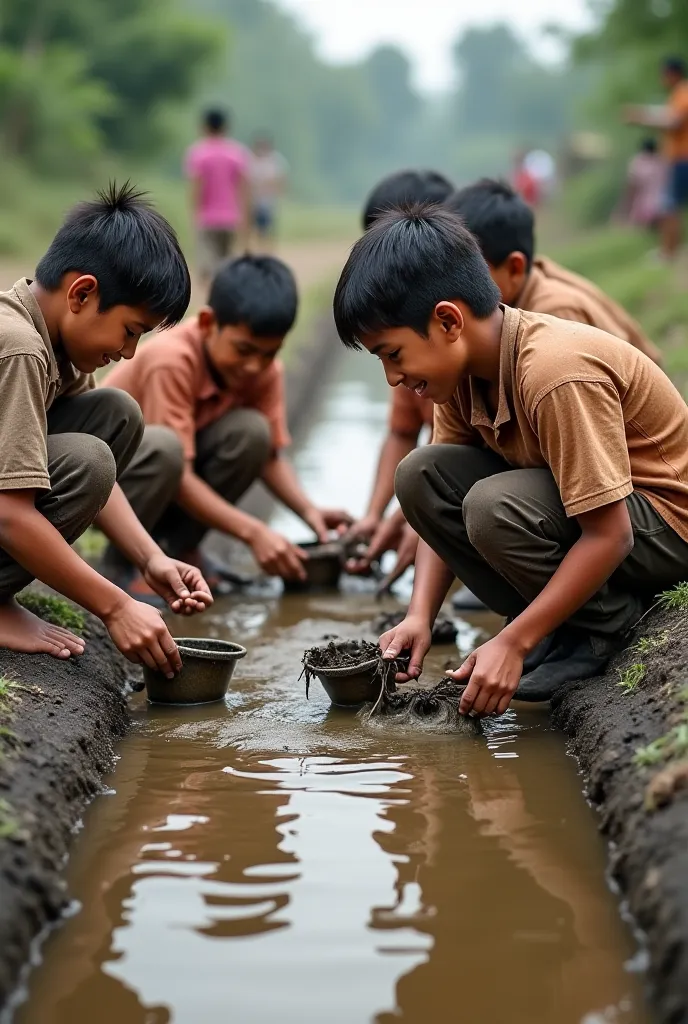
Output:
(445, 179), (535, 270)
(362, 169), (455, 230)
(205, 108), (228, 133)
(663, 57), (686, 77)
(209, 255), (298, 336)
(334, 203), (500, 350)
(641, 137), (658, 154)
(35, 182), (190, 329)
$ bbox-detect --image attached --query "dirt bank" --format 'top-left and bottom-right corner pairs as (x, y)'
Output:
(551, 605), (688, 1024)
(0, 616), (129, 1009)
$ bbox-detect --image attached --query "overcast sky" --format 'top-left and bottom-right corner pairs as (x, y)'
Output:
(273, 0), (593, 92)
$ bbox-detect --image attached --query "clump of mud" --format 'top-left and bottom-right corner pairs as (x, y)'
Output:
(373, 610), (458, 646)
(359, 679), (483, 735)
(301, 639), (407, 700)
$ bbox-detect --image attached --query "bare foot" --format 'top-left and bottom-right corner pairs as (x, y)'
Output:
(0, 599), (85, 659)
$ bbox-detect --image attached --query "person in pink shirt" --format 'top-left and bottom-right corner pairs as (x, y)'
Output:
(185, 109), (250, 283)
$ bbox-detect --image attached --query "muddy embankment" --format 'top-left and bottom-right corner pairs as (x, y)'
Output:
(0, 310), (343, 1012)
(552, 605), (688, 1024)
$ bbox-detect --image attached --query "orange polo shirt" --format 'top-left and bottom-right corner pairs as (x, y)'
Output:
(106, 318), (291, 460)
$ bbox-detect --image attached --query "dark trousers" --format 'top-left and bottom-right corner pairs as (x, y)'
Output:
(113, 407), (272, 563)
(396, 444), (688, 638)
(0, 388), (143, 601)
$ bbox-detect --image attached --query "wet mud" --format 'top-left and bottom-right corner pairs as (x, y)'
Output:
(359, 678), (483, 736)
(0, 613), (129, 1010)
(552, 606), (688, 1024)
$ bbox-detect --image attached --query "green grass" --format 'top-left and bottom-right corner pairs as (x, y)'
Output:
(635, 722), (688, 768)
(632, 630), (671, 655)
(618, 662), (646, 693)
(0, 799), (18, 841)
(658, 582), (688, 613)
(16, 591), (85, 633)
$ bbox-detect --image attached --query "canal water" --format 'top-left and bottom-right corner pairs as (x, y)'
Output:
(11, 350), (649, 1023)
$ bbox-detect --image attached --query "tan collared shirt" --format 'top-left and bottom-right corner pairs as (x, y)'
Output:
(518, 256), (662, 364)
(106, 317), (291, 460)
(433, 305), (688, 541)
(0, 279), (94, 491)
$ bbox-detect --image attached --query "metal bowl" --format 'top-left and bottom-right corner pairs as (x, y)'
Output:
(283, 540), (343, 592)
(144, 637), (247, 706)
(305, 658), (382, 707)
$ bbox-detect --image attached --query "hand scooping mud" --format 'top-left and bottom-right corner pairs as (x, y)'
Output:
(446, 633), (525, 717)
(379, 613), (431, 682)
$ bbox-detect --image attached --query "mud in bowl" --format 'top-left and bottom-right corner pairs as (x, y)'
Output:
(301, 639), (408, 708)
(144, 638), (247, 705)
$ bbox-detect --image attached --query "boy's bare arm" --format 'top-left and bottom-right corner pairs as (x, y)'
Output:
(260, 455), (352, 540)
(454, 499), (634, 716)
(348, 429), (419, 541)
(0, 490), (182, 676)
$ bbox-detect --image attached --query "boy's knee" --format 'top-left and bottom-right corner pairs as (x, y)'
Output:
(98, 387), (144, 441)
(142, 425), (185, 484)
(464, 475), (509, 553)
(394, 446), (439, 513)
(64, 434), (117, 516)
(224, 408), (272, 466)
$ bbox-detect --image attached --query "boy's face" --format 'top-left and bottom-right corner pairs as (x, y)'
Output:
(362, 302), (469, 405)
(60, 276), (160, 373)
(488, 252), (529, 306)
(199, 309), (283, 389)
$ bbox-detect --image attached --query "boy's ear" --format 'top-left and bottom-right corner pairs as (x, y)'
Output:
(197, 306), (218, 334)
(434, 301), (464, 338)
(66, 274), (98, 315)
(506, 251), (528, 277)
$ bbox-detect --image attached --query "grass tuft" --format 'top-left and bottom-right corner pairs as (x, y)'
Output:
(632, 630), (671, 655)
(16, 591), (85, 633)
(635, 722), (688, 768)
(658, 582), (688, 613)
(0, 799), (18, 840)
(618, 663), (646, 693)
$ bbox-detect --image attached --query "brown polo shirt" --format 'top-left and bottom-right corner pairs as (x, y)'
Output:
(518, 256), (662, 364)
(433, 305), (688, 541)
(0, 279), (94, 491)
(106, 317), (291, 460)
(389, 386), (434, 436)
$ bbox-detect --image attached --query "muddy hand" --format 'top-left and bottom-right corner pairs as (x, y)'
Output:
(448, 634), (524, 717)
(379, 614), (431, 682)
(103, 595), (182, 679)
(143, 554), (213, 615)
(250, 523), (307, 581)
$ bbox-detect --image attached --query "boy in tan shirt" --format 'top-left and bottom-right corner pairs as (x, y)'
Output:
(333, 205), (688, 715)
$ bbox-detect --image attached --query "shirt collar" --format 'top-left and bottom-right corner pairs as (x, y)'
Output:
(12, 278), (59, 384)
(468, 304), (520, 432)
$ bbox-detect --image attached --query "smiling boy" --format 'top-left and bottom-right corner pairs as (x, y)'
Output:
(333, 205), (688, 716)
(0, 183), (211, 675)
(107, 255), (351, 587)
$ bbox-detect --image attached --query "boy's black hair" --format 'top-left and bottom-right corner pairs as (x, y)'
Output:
(334, 203), (500, 350)
(35, 182), (190, 328)
(663, 56), (687, 78)
(445, 179), (535, 270)
(205, 108), (228, 133)
(362, 169), (455, 230)
(209, 255), (298, 336)
(641, 137), (658, 154)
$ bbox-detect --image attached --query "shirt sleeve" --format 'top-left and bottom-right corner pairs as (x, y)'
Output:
(553, 305), (663, 365)
(252, 362), (291, 451)
(532, 380), (633, 517)
(137, 365), (199, 460)
(0, 354), (50, 491)
(432, 394), (479, 447)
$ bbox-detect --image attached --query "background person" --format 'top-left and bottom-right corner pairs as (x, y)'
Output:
(185, 108), (250, 284)
(619, 138), (666, 229)
(249, 133), (288, 252)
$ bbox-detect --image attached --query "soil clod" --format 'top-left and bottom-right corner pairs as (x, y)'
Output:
(359, 679), (483, 735)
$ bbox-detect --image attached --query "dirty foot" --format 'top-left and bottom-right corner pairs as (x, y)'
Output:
(0, 599), (85, 659)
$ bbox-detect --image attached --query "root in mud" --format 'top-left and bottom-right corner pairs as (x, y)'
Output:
(359, 679), (483, 735)
(373, 611), (458, 646)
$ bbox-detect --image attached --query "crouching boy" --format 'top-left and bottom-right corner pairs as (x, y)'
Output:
(106, 255), (351, 588)
(0, 184), (211, 674)
(333, 204), (688, 716)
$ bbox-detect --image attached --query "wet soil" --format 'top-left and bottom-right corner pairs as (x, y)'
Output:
(0, 614), (129, 1009)
(552, 606), (688, 1024)
(359, 679), (482, 736)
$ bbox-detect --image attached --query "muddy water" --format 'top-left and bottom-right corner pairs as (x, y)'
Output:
(14, 353), (649, 1024)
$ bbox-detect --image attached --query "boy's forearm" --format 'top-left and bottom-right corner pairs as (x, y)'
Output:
(367, 432), (419, 520)
(177, 468), (262, 544)
(407, 540), (454, 625)
(95, 484), (160, 571)
(503, 504), (634, 655)
(0, 495), (125, 620)
(261, 455), (313, 520)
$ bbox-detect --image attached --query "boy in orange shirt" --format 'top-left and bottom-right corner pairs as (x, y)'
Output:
(107, 255), (351, 591)
(333, 205), (688, 713)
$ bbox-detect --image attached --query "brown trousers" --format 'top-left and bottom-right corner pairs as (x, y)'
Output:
(0, 388), (143, 601)
(396, 444), (688, 638)
(111, 407), (272, 565)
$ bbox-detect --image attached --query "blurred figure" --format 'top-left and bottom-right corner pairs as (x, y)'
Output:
(185, 109), (250, 284)
(625, 56), (688, 259)
(622, 138), (666, 229)
(512, 149), (539, 206)
(249, 133), (288, 253)
(347, 169), (454, 590)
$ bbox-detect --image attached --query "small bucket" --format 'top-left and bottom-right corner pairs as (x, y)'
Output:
(283, 541), (343, 592)
(144, 637), (247, 706)
(305, 657), (382, 707)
